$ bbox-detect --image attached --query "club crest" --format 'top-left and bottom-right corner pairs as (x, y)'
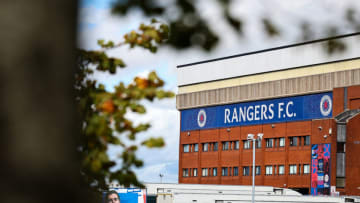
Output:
(197, 109), (206, 128)
(320, 95), (332, 116)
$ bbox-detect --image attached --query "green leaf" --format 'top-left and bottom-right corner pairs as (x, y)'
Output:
(156, 90), (166, 98)
(145, 29), (160, 41)
(91, 159), (102, 172)
(109, 63), (116, 74)
(150, 46), (157, 53)
(98, 84), (105, 91)
(135, 123), (150, 132)
(134, 159), (143, 167)
(142, 137), (165, 148)
(97, 39), (105, 46)
(148, 71), (157, 81)
(114, 59), (126, 67)
(130, 104), (146, 114)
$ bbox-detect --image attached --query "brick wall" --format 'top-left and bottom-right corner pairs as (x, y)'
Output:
(348, 85), (360, 109)
(345, 114), (360, 195)
(179, 85), (360, 195)
(179, 120), (331, 193)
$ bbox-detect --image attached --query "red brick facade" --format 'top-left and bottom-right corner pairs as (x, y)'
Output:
(179, 85), (360, 195)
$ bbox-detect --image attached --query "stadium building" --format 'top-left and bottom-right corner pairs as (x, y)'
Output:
(176, 33), (360, 196)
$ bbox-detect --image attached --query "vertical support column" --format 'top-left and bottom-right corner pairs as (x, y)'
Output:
(178, 131), (183, 183)
(252, 138), (256, 203)
(336, 123), (346, 188)
(344, 87), (348, 110)
(285, 122), (289, 188)
(198, 130), (201, 184)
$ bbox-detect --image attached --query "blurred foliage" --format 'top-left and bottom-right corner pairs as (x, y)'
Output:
(112, 0), (220, 51)
(76, 20), (174, 189)
(111, 0), (360, 54)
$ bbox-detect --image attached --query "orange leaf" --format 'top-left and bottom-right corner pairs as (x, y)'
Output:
(101, 100), (115, 113)
(135, 77), (148, 89)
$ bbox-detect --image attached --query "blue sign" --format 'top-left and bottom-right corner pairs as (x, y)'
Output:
(181, 92), (333, 131)
(103, 188), (146, 203)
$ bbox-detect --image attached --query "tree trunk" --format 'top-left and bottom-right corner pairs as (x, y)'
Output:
(0, 1), (95, 202)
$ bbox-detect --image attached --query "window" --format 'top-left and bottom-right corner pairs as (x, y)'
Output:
(222, 141), (229, 150)
(256, 140), (261, 148)
(304, 136), (310, 146)
(265, 166), (273, 175)
(255, 166), (261, 175)
(202, 143), (208, 152)
(222, 167), (228, 176)
(193, 168), (198, 177)
(337, 142), (345, 153)
(235, 141), (240, 150)
(243, 140), (251, 149)
(183, 144), (190, 153)
(278, 165), (285, 175)
(202, 168), (208, 176)
(289, 137), (298, 146)
(243, 166), (250, 176)
(233, 167), (239, 176)
(289, 165), (297, 174)
(213, 168), (217, 176)
(303, 164), (310, 174)
(266, 138), (273, 148)
(194, 144), (198, 152)
(213, 142), (218, 151)
(183, 169), (189, 177)
(279, 137), (285, 147)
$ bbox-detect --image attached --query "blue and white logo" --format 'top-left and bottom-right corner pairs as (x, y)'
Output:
(197, 109), (207, 128)
(320, 95), (332, 116)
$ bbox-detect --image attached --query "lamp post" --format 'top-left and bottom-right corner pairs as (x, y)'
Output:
(247, 133), (263, 203)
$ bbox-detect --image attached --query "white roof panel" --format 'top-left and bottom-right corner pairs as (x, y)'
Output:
(177, 34), (360, 86)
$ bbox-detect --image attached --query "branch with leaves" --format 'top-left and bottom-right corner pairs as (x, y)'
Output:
(76, 20), (173, 189)
(111, 0), (360, 54)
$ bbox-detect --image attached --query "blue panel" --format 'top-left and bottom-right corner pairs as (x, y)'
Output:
(181, 92), (333, 131)
(119, 192), (138, 203)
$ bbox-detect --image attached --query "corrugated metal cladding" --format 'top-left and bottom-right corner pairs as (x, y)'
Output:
(176, 68), (360, 110)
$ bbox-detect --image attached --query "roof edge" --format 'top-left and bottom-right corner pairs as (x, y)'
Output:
(177, 57), (360, 88)
(177, 32), (360, 68)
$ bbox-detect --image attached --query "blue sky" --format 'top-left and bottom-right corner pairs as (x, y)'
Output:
(80, 0), (114, 9)
(78, 0), (181, 184)
(78, 0), (113, 31)
(78, 0), (360, 184)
